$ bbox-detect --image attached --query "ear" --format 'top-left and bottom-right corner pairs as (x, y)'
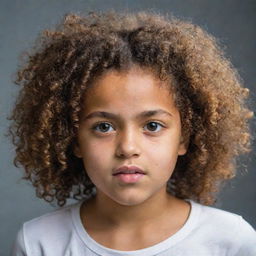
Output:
(178, 136), (187, 156)
(73, 141), (83, 158)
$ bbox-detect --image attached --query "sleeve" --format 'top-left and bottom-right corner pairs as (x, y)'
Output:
(233, 216), (256, 256)
(10, 225), (27, 256)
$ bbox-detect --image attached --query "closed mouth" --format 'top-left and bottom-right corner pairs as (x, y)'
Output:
(113, 165), (146, 176)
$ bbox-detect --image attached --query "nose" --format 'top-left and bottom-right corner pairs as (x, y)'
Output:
(115, 127), (141, 158)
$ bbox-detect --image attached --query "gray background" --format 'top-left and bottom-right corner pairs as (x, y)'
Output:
(1, 0), (255, 255)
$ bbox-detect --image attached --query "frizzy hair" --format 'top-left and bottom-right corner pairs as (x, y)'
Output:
(8, 10), (254, 207)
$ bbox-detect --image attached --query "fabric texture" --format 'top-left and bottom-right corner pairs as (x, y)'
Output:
(11, 199), (256, 256)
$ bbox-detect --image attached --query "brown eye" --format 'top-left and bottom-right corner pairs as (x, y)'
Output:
(92, 122), (114, 133)
(145, 122), (164, 132)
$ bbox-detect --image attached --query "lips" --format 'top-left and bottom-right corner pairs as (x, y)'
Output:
(113, 165), (146, 176)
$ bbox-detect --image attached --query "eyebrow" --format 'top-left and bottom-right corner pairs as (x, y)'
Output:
(83, 109), (173, 121)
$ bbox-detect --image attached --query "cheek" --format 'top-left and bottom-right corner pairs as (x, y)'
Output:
(80, 140), (112, 173)
(146, 138), (180, 174)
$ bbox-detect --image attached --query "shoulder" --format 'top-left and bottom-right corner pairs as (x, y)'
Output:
(195, 201), (242, 227)
(191, 201), (256, 254)
(11, 201), (82, 256)
(23, 202), (76, 235)
(197, 201), (256, 234)
(232, 216), (256, 255)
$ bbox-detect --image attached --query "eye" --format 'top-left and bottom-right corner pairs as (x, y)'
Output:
(144, 121), (164, 132)
(91, 121), (164, 134)
(92, 122), (114, 133)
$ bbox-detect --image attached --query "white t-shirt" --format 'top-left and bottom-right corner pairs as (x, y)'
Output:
(11, 199), (256, 256)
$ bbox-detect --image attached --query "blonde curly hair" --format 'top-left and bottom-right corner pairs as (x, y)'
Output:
(8, 10), (254, 207)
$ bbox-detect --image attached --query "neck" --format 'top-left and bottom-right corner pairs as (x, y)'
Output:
(84, 188), (181, 229)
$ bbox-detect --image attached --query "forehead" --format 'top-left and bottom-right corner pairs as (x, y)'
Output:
(83, 67), (176, 109)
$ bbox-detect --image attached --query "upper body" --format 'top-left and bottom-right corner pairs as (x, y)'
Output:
(11, 199), (256, 256)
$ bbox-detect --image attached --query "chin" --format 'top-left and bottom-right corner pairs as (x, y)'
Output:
(111, 192), (151, 206)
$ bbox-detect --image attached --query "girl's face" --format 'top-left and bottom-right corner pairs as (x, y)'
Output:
(74, 67), (186, 206)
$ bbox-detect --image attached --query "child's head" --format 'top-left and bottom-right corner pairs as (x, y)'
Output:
(8, 10), (254, 207)
(73, 66), (187, 206)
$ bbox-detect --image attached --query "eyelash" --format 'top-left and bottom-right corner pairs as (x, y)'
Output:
(91, 121), (165, 134)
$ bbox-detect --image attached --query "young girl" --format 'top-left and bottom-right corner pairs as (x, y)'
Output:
(10, 10), (256, 256)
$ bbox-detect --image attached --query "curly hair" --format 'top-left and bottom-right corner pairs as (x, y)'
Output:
(8, 10), (254, 207)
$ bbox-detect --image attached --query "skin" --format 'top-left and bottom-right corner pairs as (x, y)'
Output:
(74, 66), (191, 250)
